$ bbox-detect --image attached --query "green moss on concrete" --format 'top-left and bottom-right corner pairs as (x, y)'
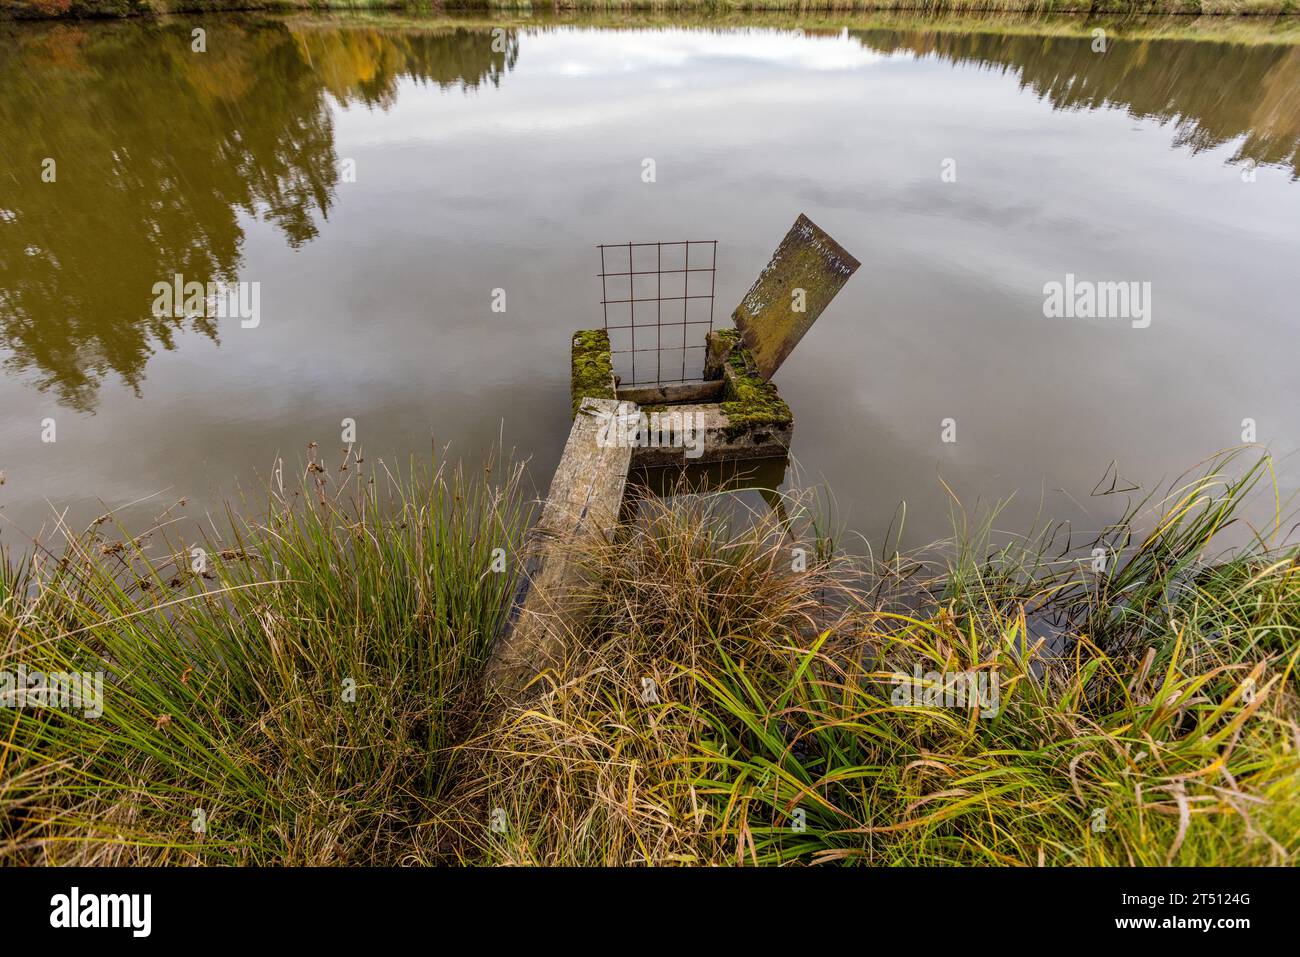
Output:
(704, 328), (742, 380)
(571, 328), (616, 418)
(720, 342), (792, 439)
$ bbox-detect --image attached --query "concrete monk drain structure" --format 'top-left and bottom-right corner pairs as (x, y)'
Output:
(487, 214), (860, 697)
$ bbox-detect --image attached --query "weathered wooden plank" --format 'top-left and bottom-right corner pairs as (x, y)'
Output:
(486, 397), (635, 697)
(617, 380), (725, 405)
(731, 213), (860, 380)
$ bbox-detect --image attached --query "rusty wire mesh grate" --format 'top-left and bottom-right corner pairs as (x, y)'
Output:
(597, 240), (718, 387)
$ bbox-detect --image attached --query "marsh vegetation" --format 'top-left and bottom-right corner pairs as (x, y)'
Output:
(2, 448), (1295, 865)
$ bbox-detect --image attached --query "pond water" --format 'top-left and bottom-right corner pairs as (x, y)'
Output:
(1, 12), (1298, 550)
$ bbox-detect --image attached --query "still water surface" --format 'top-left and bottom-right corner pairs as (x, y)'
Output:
(1, 14), (1298, 548)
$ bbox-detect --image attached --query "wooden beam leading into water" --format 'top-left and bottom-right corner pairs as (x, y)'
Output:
(486, 397), (636, 698)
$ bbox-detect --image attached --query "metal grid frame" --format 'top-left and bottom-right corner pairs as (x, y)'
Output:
(598, 240), (718, 387)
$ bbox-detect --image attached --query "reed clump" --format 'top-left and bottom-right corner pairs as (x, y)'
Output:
(0, 448), (531, 865)
(462, 451), (1298, 866)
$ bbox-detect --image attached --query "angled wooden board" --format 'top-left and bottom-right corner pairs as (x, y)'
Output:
(486, 397), (635, 698)
(731, 213), (861, 380)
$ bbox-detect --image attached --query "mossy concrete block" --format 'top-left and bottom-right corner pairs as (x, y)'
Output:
(704, 328), (742, 380)
(583, 329), (791, 467)
(720, 341), (793, 440)
(628, 401), (791, 468)
(570, 329), (617, 418)
(731, 213), (860, 380)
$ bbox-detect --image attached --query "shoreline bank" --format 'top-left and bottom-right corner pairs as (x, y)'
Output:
(6, 1), (1298, 24)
